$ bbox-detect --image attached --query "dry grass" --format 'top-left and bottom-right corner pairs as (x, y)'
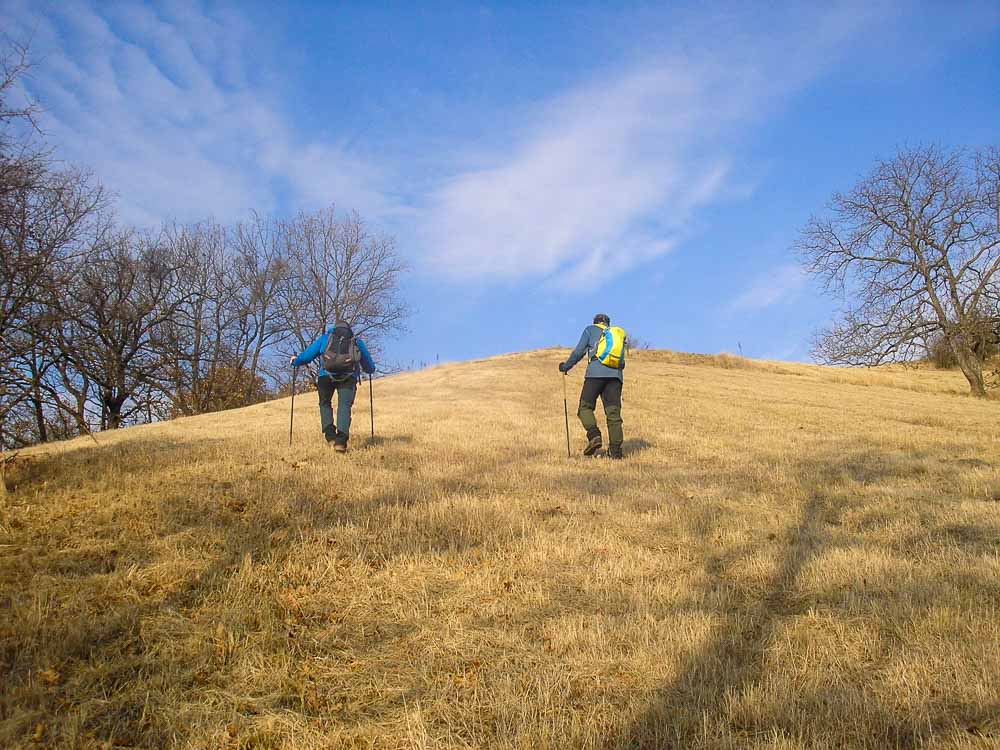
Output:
(2, 349), (1000, 749)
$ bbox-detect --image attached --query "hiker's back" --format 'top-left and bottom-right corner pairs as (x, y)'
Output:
(584, 324), (626, 380)
(321, 325), (360, 378)
(558, 313), (627, 459)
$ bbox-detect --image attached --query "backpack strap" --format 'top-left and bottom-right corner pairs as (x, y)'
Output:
(591, 324), (608, 363)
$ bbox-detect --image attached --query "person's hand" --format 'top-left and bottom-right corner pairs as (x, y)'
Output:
(558, 362), (570, 373)
(289, 356), (296, 366)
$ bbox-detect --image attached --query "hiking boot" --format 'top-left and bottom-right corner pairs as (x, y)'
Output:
(608, 445), (624, 460)
(583, 434), (602, 456)
(334, 431), (348, 453)
(324, 425), (337, 443)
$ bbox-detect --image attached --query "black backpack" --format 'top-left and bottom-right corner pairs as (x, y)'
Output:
(321, 325), (360, 377)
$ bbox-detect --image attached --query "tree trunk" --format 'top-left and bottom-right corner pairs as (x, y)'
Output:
(952, 340), (987, 397)
(0, 423), (6, 495)
(28, 350), (48, 443)
(104, 394), (126, 429)
(30, 393), (47, 443)
(248, 342), (263, 403)
(73, 388), (90, 435)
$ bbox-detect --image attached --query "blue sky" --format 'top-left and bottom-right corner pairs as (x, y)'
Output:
(5, 0), (999, 365)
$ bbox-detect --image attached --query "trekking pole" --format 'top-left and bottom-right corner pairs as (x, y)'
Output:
(562, 373), (571, 459)
(369, 372), (375, 442)
(288, 367), (297, 448)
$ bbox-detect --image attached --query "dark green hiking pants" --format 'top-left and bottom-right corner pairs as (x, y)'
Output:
(317, 375), (357, 442)
(578, 377), (623, 447)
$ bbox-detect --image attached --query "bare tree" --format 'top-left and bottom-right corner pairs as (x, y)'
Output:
(231, 212), (292, 396)
(0, 38), (108, 446)
(278, 207), (408, 360)
(0, 167), (107, 441)
(156, 216), (295, 416)
(56, 228), (189, 429)
(0, 37), (40, 134)
(155, 221), (242, 416)
(798, 145), (1000, 397)
(0, 36), (44, 197)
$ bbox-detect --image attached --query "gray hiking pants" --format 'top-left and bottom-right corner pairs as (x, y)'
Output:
(317, 375), (357, 442)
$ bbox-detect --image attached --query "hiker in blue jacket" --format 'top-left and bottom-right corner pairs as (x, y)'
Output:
(290, 322), (375, 452)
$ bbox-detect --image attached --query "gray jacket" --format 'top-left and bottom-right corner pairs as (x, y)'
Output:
(564, 325), (624, 381)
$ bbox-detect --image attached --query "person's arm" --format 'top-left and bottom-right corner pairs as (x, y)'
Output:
(357, 339), (376, 374)
(561, 327), (593, 371)
(292, 334), (325, 367)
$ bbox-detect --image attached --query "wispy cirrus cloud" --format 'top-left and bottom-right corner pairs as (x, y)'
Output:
(729, 263), (808, 313)
(422, 66), (733, 285)
(2, 0), (394, 226)
(420, 3), (888, 287)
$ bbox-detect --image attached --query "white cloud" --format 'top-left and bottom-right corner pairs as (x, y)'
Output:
(1, 0), (393, 226)
(730, 263), (808, 312)
(419, 3), (889, 287)
(422, 67), (732, 285)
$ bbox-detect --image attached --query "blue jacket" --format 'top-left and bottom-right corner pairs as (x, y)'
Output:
(293, 328), (376, 382)
(564, 325), (624, 381)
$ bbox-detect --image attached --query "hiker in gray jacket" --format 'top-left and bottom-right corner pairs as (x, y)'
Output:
(559, 313), (625, 459)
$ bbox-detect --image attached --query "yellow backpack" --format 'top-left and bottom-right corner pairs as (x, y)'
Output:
(594, 324), (627, 369)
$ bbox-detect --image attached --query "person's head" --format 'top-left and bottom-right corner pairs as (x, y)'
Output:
(593, 313), (610, 327)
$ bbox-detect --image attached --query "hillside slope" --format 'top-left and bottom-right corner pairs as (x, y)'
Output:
(2, 349), (999, 749)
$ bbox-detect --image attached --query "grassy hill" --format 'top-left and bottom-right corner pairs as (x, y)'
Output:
(2, 349), (999, 749)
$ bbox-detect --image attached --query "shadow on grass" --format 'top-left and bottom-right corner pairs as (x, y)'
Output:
(10, 435), (230, 492)
(606, 492), (827, 749)
(621, 438), (653, 456)
(604, 449), (998, 750)
(361, 433), (415, 448)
